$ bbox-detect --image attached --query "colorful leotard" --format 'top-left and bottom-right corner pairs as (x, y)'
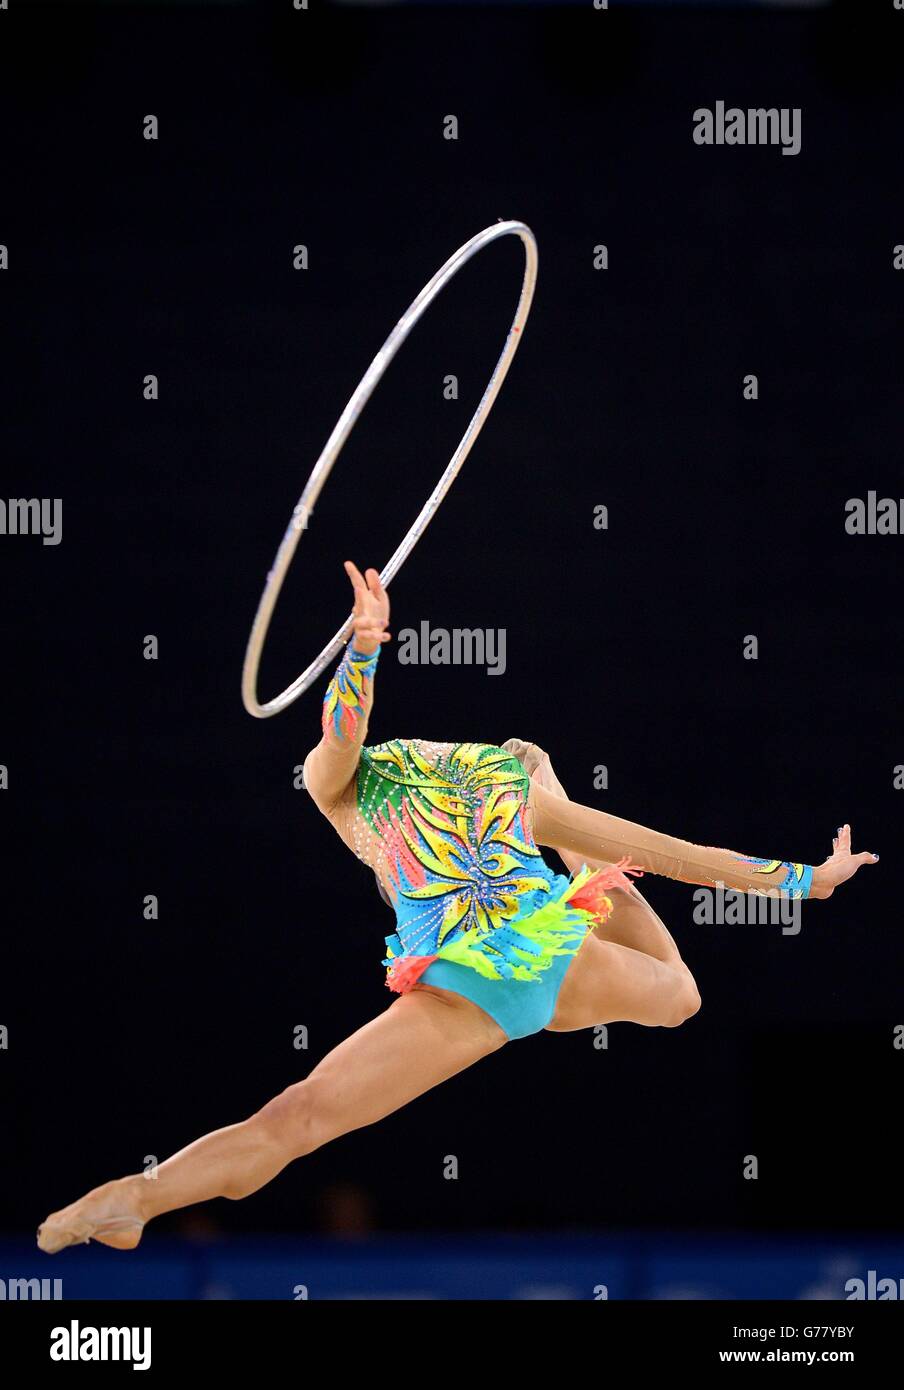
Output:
(302, 641), (814, 1039)
(359, 738), (628, 991)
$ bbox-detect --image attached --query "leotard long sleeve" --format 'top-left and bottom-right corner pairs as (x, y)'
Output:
(302, 640), (380, 814)
(527, 775), (812, 898)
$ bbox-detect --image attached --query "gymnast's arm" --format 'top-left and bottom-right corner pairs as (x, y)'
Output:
(528, 781), (822, 900)
(302, 562), (391, 815)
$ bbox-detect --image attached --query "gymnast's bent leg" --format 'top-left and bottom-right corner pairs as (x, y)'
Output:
(546, 861), (702, 1031)
(547, 931), (702, 1033)
(503, 739), (699, 1023)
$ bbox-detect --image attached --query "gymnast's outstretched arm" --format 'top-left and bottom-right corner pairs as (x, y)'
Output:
(528, 781), (877, 901)
(302, 562), (390, 813)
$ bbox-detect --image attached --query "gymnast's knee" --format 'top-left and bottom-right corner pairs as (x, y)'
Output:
(661, 972), (702, 1027)
(251, 1077), (330, 1163)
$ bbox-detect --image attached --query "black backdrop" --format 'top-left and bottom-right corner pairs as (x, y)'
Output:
(1, 0), (901, 1240)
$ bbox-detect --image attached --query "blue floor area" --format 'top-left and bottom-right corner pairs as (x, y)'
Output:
(2, 1233), (903, 1300)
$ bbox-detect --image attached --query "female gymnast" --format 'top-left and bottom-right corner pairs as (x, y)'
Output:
(37, 562), (877, 1253)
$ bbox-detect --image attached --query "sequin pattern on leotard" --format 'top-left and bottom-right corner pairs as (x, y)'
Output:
(355, 739), (628, 993)
(360, 739), (555, 942)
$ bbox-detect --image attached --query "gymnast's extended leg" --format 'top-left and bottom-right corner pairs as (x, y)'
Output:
(37, 986), (505, 1253)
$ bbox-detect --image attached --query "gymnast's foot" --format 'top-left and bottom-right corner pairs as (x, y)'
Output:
(37, 1176), (146, 1254)
(811, 824), (878, 899)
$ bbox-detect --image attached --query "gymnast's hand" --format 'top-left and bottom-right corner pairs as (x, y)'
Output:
(344, 560), (391, 655)
(811, 824), (878, 899)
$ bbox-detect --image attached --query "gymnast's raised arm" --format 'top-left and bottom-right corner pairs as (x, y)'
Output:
(302, 561), (391, 813)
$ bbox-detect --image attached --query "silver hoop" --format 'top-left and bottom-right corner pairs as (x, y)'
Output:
(242, 220), (538, 718)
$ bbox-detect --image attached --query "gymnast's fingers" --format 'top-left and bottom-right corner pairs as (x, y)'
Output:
(345, 562), (370, 616)
(344, 559), (368, 592)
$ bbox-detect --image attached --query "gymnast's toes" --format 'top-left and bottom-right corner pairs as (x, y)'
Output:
(37, 1179), (145, 1254)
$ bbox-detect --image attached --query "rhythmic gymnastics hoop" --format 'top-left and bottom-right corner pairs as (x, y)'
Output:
(241, 219), (538, 719)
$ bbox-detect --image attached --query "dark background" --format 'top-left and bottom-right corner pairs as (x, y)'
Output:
(1, 0), (901, 1254)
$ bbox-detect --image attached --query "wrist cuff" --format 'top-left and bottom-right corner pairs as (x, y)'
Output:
(347, 642), (381, 668)
(780, 862), (813, 899)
